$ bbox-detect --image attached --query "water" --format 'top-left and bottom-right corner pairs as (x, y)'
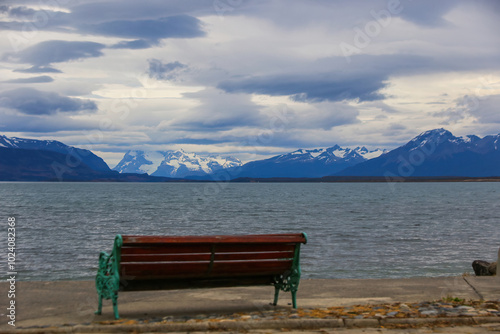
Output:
(0, 182), (499, 281)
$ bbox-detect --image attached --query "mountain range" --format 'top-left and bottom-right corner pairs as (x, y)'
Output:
(206, 146), (387, 180)
(114, 150), (242, 178)
(1, 128), (499, 181)
(336, 128), (500, 178)
(113, 146), (385, 179)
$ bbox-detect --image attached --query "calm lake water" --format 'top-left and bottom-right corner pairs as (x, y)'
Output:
(0, 182), (499, 281)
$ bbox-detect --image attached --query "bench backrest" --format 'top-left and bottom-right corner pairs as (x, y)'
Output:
(115, 234), (307, 281)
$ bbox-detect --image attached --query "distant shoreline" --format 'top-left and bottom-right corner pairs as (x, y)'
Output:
(229, 176), (500, 183)
(2, 176), (500, 182)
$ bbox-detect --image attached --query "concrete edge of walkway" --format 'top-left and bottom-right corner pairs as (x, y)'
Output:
(5, 316), (500, 333)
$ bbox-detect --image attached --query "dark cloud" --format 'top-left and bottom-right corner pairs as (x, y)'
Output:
(362, 101), (400, 113)
(218, 69), (387, 103)
(0, 112), (99, 133)
(147, 59), (188, 81)
(3, 76), (54, 84)
(168, 138), (227, 145)
(81, 15), (205, 41)
(0, 88), (97, 115)
(0, 11), (205, 52)
(14, 66), (62, 73)
(396, 0), (459, 26)
(8, 6), (37, 17)
(3, 40), (105, 67)
(220, 74), (386, 103)
(0, 1), (211, 59)
(1, 5), (62, 18)
(110, 39), (159, 50)
(69, 1), (212, 22)
(0, 5), (69, 36)
(218, 54), (433, 103)
(215, 0), (466, 29)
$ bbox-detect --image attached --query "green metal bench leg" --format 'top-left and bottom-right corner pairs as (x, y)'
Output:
(273, 285), (280, 305)
(95, 294), (103, 315)
(291, 289), (297, 309)
(112, 294), (119, 319)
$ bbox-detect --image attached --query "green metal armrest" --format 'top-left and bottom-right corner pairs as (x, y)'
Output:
(95, 235), (122, 319)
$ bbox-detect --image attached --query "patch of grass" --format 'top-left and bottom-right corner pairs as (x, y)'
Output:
(442, 296), (465, 303)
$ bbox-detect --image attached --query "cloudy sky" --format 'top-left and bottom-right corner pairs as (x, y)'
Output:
(0, 0), (499, 166)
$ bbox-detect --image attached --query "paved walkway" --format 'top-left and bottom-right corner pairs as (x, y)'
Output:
(0, 276), (499, 333)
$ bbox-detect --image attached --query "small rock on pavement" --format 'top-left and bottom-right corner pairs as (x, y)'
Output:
(420, 310), (438, 316)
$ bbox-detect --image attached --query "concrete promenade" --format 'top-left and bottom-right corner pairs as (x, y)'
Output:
(0, 276), (499, 333)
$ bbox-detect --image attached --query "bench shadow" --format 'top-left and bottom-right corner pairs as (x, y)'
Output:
(98, 303), (292, 321)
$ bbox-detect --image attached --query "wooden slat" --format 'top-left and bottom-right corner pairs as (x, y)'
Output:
(214, 251), (294, 261)
(210, 260), (293, 276)
(122, 233), (306, 245)
(122, 251), (294, 263)
(121, 262), (210, 279)
(121, 253), (211, 263)
(121, 244), (212, 255)
(214, 243), (296, 253)
(121, 243), (296, 255)
(120, 259), (294, 280)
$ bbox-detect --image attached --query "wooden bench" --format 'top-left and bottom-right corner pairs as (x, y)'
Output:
(95, 233), (308, 319)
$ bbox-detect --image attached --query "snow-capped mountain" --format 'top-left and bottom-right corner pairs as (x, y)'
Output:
(336, 128), (500, 177)
(284, 146), (386, 162)
(0, 135), (111, 172)
(211, 145), (387, 179)
(0, 134), (164, 181)
(113, 149), (242, 178)
(264, 146), (386, 167)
